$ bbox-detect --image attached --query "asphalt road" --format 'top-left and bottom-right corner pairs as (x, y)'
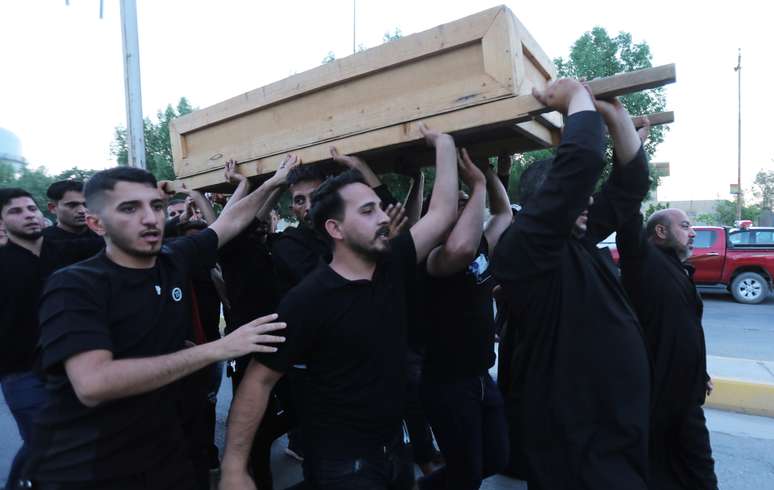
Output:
(3, 293), (774, 488)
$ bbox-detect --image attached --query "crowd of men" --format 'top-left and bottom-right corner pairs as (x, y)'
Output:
(0, 78), (718, 490)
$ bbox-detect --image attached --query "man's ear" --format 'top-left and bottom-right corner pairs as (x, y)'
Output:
(47, 201), (57, 213)
(86, 213), (106, 237)
(324, 219), (343, 241)
(655, 223), (668, 240)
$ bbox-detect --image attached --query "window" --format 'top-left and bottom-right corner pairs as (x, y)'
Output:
(753, 230), (774, 245)
(729, 231), (751, 245)
(693, 230), (717, 249)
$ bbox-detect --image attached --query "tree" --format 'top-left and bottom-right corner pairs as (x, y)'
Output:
(111, 97), (194, 181)
(322, 51), (336, 64)
(696, 198), (761, 226)
(752, 168), (774, 210)
(644, 201), (670, 220)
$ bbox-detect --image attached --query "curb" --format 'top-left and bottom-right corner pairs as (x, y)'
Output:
(706, 376), (774, 418)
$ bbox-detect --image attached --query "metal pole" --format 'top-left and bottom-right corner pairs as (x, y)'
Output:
(120, 0), (146, 169)
(353, 0), (356, 54)
(735, 49), (742, 220)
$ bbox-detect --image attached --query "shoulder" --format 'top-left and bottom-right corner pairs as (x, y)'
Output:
(45, 254), (110, 292)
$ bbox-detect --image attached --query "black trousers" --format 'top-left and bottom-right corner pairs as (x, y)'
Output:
(418, 374), (509, 490)
(302, 436), (414, 490)
(404, 349), (437, 465)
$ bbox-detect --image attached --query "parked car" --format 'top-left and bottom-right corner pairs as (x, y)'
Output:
(597, 226), (774, 304)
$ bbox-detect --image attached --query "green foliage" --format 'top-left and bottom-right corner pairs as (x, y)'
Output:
(111, 97), (194, 181)
(0, 163), (102, 220)
(643, 201), (670, 220)
(322, 51), (336, 64)
(696, 198), (761, 226)
(554, 27), (667, 162)
(752, 169), (774, 210)
(383, 28), (402, 42)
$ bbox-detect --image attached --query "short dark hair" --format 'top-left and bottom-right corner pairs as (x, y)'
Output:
(84, 167), (157, 210)
(645, 210), (673, 239)
(46, 180), (84, 201)
(0, 188), (36, 214)
(310, 169), (367, 241)
(167, 198), (186, 207)
(287, 164), (328, 187)
(517, 158), (553, 206)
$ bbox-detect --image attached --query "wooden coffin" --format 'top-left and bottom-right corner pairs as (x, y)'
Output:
(170, 5), (560, 191)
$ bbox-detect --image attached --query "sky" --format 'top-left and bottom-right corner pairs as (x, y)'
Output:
(1, 0), (771, 202)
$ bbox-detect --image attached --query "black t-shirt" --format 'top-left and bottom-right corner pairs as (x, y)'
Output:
(420, 236), (497, 381)
(28, 228), (219, 482)
(0, 237), (104, 375)
(41, 225), (98, 241)
(218, 223), (279, 330)
(254, 232), (417, 457)
(271, 224), (331, 298)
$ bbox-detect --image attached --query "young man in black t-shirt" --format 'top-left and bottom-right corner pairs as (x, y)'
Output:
(0, 188), (104, 489)
(219, 123), (459, 490)
(25, 161), (297, 489)
(42, 180), (98, 240)
(416, 149), (513, 490)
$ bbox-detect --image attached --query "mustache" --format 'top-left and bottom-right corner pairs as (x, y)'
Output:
(375, 225), (390, 239)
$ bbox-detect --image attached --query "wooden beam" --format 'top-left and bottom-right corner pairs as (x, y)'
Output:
(587, 64), (676, 98)
(633, 111), (674, 128)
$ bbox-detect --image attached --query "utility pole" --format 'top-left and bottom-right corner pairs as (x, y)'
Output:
(734, 49), (742, 221)
(352, 0), (357, 54)
(120, 0), (146, 169)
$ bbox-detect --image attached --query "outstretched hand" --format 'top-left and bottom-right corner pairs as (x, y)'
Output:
(330, 147), (367, 169)
(212, 313), (286, 361)
(635, 116), (651, 144)
(386, 202), (408, 239)
(458, 148), (486, 188)
(532, 78), (593, 115)
(224, 159), (247, 184)
(272, 154), (301, 184)
(418, 122), (453, 148)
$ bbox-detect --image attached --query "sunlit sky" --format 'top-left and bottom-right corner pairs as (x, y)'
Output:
(1, 0), (771, 202)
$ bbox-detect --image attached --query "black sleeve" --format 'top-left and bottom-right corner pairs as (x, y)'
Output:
(37, 271), (112, 372)
(252, 287), (320, 373)
(165, 228), (219, 271)
(59, 237), (105, 264)
(586, 146), (650, 245)
(373, 184), (399, 208)
(492, 111), (605, 282)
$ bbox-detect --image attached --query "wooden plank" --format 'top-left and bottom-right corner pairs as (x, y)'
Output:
(587, 64), (676, 98)
(633, 111), (674, 128)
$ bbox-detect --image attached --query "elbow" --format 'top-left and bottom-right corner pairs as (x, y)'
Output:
(71, 378), (107, 408)
(445, 241), (478, 266)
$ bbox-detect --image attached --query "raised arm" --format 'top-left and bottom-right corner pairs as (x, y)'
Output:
(409, 123), (459, 263)
(222, 159), (251, 213)
(64, 314), (285, 407)
(585, 95), (651, 244)
(426, 148), (486, 277)
(330, 146), (383, 188)
(209, 155), (300, 248)
(483, 161), (513, 251)
(219, 360), (283, 490)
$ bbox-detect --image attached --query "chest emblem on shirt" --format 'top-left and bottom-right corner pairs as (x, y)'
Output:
(154, 285), (161, 296)
(171, 287), (183, 302)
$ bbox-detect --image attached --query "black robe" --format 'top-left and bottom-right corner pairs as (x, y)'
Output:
(492, 111), (651, 489)
(617, 211), (718, 490)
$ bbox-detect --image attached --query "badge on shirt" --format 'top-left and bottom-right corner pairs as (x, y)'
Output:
(171, 287), (183, 302)
(154, 285), (161, 296)
(468, 253), (490, 285)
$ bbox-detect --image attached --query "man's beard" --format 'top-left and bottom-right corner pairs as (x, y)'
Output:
(346, 227), (391, 262)
(105, 223), (162, 258)
(663, 232), (691, 261)
(12, 229), (43, 240)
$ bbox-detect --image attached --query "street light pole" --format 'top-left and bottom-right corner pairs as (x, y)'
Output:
(735, 49), (742, 221)
(353, 0), (356, 54)
(120, 0), (146, 169)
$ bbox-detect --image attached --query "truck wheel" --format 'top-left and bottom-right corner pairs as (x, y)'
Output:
(730, 272), (770, 304)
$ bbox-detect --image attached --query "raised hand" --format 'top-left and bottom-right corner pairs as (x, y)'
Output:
(635, 116), (651, 144)
(157, 180), (178, 198)
(224, 159), (247, 184)
(272, 154), (301, 184)
(532, 78), (592, 115)
(330, 146), (366, 169)
(211, 313), (286, 360)
(458, 148), (486, 188)
(386, 202), (409, 239)
(418, 122), (453, 148)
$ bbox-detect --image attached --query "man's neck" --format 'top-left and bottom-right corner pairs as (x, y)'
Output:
(105, 243), (157, 269)
(329, 245), (377, 281)
(57, 222), (85, 235)
(9, 234), (44, 257)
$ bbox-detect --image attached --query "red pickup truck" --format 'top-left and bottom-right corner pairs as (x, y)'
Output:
(598, 226), (774, 304)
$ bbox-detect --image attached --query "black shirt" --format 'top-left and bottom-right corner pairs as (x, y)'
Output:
(420, 237), (496, 381)
(0, 237), (103, 375)
(491, 111), (651, 490)
(219, 223), (279, 330)
(41, 225), (98, 241)
(254, 232), (417, 457)
(271, 224), (330, 297)
(28, 228), (218, 482)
